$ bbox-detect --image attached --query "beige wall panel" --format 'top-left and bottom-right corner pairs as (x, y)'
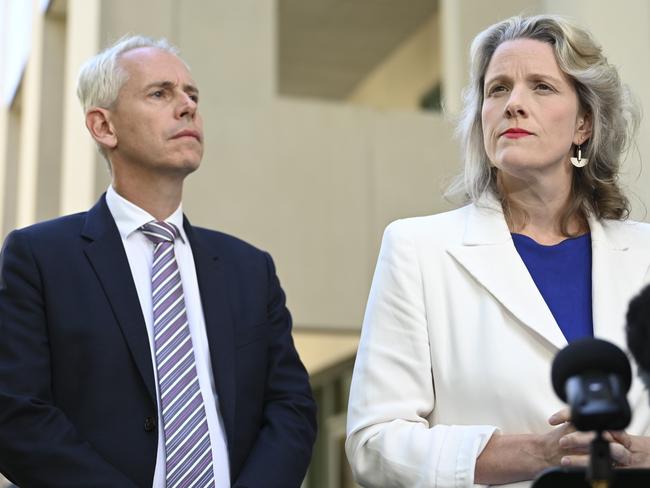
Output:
(175, 0), (275, 107)
(369, 111), (459, 253)
(184, 100), (373, 329)
(543, 0), (650, 221)
(99, 0), (175, 44)
(173, 0), (463, 329)
(182, 100), (461, 330)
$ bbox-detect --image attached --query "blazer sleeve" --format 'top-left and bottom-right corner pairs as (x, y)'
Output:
(345, 221), (497, 488)
(232, 252), (317, 488)
(0, 230), (139, 487)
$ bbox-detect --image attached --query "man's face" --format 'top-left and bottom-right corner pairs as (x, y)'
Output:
(107, 47), (203, 178)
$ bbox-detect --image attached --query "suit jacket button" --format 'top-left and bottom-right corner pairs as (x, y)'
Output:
(144, 416), (156, 432)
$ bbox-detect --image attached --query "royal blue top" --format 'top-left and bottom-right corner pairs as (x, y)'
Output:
(511, 233), (593, 342)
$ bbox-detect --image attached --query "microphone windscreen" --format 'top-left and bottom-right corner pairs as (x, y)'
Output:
(551, 338), (631, 401)
(626, 284), (650, 374)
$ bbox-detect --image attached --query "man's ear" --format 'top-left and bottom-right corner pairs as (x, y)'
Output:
(574, 112), (593, 145)
(85, 108), (117, 150)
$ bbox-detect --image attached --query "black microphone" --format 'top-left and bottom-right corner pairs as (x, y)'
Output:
(551, 338), (631, 431)
(626, 284), (650, 391)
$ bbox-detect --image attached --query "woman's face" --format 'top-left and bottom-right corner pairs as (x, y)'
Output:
(481, 38), (591, 185)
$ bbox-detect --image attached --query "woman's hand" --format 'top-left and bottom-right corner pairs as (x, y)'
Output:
(474, 408), (650, 484)
(548, 408), (650, 468)
(538, 408), (580, 466)
(475, 416), (579, 484)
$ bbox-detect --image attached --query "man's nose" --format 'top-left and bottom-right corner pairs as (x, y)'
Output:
(176, 92), (198, 119)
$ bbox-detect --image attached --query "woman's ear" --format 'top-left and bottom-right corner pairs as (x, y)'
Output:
(85, 108), (117, 150)
(574, 112), (593, 145)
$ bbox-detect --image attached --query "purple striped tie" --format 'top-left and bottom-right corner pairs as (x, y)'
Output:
(141, 221), (215, 488)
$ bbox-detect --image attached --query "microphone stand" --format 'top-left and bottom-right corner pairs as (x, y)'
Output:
(588, 431), (612, 488)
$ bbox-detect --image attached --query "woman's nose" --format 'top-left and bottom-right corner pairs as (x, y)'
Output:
(504, 88), (528, 118)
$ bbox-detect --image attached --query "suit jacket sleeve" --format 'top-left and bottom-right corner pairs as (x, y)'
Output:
(0, 230), (139, 487)
(345, 221), (496, 488)
(232, 252), (317, 488)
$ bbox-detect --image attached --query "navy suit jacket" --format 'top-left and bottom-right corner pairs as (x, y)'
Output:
(0, 195), (317, 487)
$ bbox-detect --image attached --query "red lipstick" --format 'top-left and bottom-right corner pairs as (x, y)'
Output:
(501, 128), (533, 139)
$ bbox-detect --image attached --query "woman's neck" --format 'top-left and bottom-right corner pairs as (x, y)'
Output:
(498, 173), (587, 245)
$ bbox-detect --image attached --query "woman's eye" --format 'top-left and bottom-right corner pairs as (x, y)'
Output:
(535, 83), (553, 92)
(487, 85), (507, 96)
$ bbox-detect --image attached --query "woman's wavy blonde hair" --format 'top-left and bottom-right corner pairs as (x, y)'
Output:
(448, 15), (639, 231)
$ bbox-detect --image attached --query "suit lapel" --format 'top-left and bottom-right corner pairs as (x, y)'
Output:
(447, 199), (567, 349)
(184, 220), (237, 449)
(590, 217), (650, 349)
(81, 196), (156, 403)
(447, 199), (650, 350)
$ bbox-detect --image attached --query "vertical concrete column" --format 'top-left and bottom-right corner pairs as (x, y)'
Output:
(0, 0), (9, 234)
(34, 10), (66, 222)
(15, 0), (43, 228)
(0, 106), (7, 235)
(59, 0), (100, 215)
(440, 0), (464, 115)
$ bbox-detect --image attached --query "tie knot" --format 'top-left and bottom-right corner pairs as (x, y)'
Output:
(140, 221), (179, 244)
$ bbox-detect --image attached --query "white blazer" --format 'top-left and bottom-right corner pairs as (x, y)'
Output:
(346, 198), (650, 488)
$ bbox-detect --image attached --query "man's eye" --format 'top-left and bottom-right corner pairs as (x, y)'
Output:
(190, 95), (199, 103)
(151, 90), (164, 98)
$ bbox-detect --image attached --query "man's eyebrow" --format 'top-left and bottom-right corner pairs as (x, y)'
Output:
(143, 80), (174, 92)
(184, 83), (199, 95)
(142, 81), (199, 95)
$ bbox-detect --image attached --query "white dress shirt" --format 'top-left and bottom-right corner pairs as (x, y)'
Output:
(106, 186), (230, 487)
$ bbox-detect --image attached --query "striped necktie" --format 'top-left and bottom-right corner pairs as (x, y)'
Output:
(140, 221), (215, 488)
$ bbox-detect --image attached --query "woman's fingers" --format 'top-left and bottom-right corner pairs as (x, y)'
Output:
(610, 441), (633, 467)
(560, 454), (589, 467)
(608, 430), (632, 450)
(558, 431), (634, 467)
(558, 431), (594, 453)
(548, 408), (571, 426)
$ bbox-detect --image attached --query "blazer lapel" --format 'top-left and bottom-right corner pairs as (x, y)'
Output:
(184, 220), (237, 449)
(446, 199), (567, 349)
(591, 217), (650, 349)
(81, 196), (156, 403)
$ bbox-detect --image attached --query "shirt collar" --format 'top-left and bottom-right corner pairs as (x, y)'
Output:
(105, 185), (187, 243)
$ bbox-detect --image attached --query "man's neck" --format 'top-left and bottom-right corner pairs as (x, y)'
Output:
(112, 176), (183, 221)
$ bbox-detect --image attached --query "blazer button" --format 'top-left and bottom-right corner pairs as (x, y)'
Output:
(144, 416), (157, 432)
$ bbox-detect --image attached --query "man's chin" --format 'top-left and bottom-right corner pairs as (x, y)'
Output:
(172, 155), (202, 176)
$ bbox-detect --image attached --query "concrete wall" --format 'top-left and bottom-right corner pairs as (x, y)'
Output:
(1, 0), (648, 333)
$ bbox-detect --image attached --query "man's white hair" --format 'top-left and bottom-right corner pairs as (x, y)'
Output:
(77, 34), (179, 112)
